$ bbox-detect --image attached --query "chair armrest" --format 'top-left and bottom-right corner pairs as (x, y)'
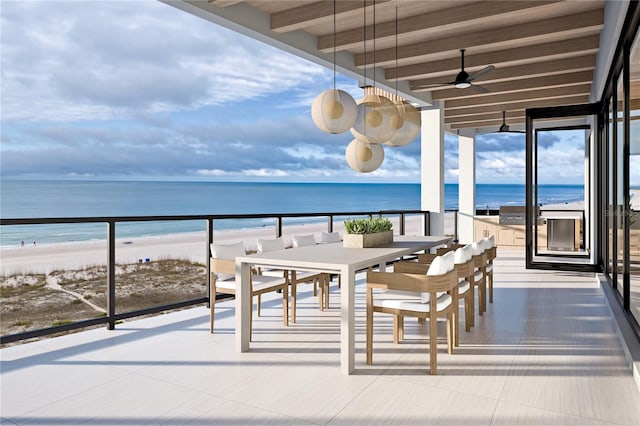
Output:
(366, 270), (457, 293)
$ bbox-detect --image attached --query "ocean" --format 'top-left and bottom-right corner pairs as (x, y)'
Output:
(0, 180), (585, 246)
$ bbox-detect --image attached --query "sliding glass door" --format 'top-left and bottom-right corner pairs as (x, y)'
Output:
(525, 104), (600, 270)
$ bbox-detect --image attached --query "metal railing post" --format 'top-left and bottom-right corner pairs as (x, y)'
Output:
(454, 210), (459, 242)
(106, 221), (116, 330)
(424, 212), (430, 236)
(206, 218), (213, 308)
(327, 215), (333, 232)
(276, 217), (282, 238)
(400, 213), (405, 235)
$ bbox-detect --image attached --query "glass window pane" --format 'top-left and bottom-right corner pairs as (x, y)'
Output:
(629, 30), (640, 321)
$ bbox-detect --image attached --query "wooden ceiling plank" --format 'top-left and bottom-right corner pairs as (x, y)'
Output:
(431, 70), (594, 100)
(444, 95), (589, 117)
(445, 84), (591, 108)
(209, 0), (246, 7)
(316, 1), (559, 52)
(271, 1), (390, 33)
(355, 9), (603, 67)
(387, 35), (599, 81)
(449, 115), (575, 130)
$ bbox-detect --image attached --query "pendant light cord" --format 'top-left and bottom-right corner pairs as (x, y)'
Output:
(333, 0), (336, 91)
(362, 0), (367, 88)
(372, 0), (376, 90)
(394, 6), (398, 98)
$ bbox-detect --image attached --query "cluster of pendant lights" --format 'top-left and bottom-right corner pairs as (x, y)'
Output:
(312, 88), (420, 173)
(311, 1), (421, 173)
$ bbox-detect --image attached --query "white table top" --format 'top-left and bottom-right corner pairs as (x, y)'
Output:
(236, 235), (452, 272)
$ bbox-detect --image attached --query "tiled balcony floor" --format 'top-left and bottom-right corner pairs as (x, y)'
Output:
(2, 250), (639, 425)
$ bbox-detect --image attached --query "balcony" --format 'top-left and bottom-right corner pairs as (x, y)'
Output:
(2, 249), (639, 425)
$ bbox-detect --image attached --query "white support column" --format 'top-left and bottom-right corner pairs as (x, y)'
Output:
(421, 104), (445, 236)
(458, 130), (476, 244)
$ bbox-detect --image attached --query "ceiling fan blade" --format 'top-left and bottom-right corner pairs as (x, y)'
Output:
(470, 84), (489, 93)
(467, 65), (495, 82)
(410, 81), (455, 89)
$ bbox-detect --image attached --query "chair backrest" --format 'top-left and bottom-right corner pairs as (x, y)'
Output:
(394, 261), (429, 274)
(211, 241), (246, 260)
(471, 241), (485, 256)
(319, 231), (341, 243)
(292, 234), (316, 247)
(257, 237), (285, 253)
(422, 253), (456, 302)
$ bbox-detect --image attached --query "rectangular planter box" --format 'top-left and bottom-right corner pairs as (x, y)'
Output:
(343, 230), (393, 248)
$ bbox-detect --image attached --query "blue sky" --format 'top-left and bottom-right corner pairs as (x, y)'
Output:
(0, 0), (590, 184)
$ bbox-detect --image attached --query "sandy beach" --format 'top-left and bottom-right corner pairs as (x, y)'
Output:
(0, 215), (447, 276)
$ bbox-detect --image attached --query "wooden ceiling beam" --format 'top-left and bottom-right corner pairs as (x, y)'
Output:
(444, 95), (589, 117)
(355, 9), (603, 67)
(431, 70), (594, 100)
(445, 84), (590, 109)
(271, 1), (390, 34)
(317, 1), (558, 52)
(410, 61), (593, 93)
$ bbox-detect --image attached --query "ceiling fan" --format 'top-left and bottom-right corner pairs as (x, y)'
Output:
(497, 111), (525, 133)
(412, 49), (495, 93)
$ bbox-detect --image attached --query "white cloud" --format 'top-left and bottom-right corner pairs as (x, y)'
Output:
(1, 0), (328, 123)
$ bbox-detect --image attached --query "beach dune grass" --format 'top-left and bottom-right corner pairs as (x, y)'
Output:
(1, 259), (207, 342)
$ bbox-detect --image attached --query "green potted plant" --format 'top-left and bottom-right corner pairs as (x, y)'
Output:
(343, 216), (393, 248)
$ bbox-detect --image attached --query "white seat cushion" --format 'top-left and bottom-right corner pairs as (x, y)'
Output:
(474, 270), (484, 283)
(374, 293), (452, 313)
(257, 238), (285, 252)
(216, 274), (286, 292)
(214, 272), (234, 282)
(458, 279), (470, 294)
(252, 275), (287, 292)
(486, 264), (494, 274)
(319, 231), (341, 243)
(211, 241), (246, 260)
(292, 234), (316, 247)
(291, 270), (320, 281)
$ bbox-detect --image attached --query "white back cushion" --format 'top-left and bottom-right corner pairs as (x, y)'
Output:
(426, 254), (455, 276)
(454, 247), (467, 264)
(211, 242), (246, 260)
(319, 231), (341, 243)
(463, 244), (474, 262)
(292, 234), (316, 247)
(488, 235), (495, 248)
(257, 237), (285, 253)
(422, 254), (455, 303)
(481, 237), (494, 250)
(471, 241), (485, 256)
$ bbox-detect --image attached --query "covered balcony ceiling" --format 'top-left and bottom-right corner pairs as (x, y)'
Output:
(174, 0), (606, 133)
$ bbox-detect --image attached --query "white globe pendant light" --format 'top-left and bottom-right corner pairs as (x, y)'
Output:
(311, 89), (357, 134)
(345, 138), (384, 173)
(350, 93), (398, 144)
(385, 100), (421, 147)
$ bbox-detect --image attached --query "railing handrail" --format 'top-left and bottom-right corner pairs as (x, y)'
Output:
(0, 209), (429, 225)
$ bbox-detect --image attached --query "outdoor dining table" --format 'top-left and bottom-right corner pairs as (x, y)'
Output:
(234, 235), (453, 375)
